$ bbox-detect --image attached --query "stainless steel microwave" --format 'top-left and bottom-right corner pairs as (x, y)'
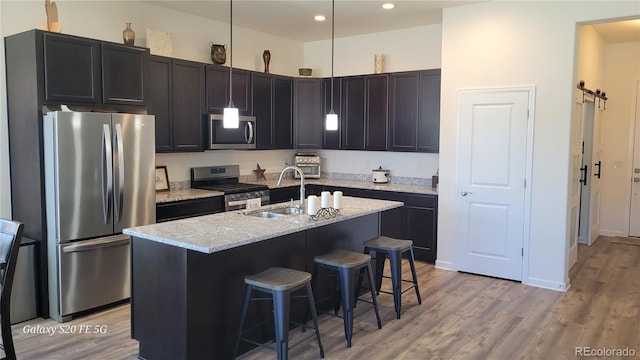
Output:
(208, 114), (256, 149)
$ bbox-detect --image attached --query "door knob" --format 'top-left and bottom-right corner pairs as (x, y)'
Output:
(460, 190), (472, 196)
(634, 177), (640, 183)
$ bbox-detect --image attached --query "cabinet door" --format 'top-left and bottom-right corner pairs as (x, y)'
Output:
(365, 75), (388, 150)
(172, 60), (204, 151)
(156, 197), (224, 222)
(101, 43), (146, 105)
(146, 56), (172, 152)
(273, 77), (293, 149)
(205, 66), (251, 115)
(270, 186), (300, 204)
(417, 70), (441, 153)
(205, 65), (228, 113)
(294, 78), (322, 148)
(322, 78), (342, 149)
(388, 72), (419, 151)
(406, 206), (437, 263)
(43, 33), (100, 103)
(252, 73), (273, 149)
(341, 77), (366, 150)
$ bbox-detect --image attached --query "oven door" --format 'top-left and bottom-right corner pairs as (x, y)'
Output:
(209, 115), (256, 150)
(225, 192), (271, 211)
(295, 164), (320, 178)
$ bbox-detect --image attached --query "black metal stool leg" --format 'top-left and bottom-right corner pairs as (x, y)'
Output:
(354, 266), (366, 308)
(407, 247), (422, 304)
(388, 250), (403, 319)
(373, 251), (385, 294)
(272, 290), (291, 360)
(338, 267), (355, 348)
(366, 262), (382, 329)
(305, 282), (325, 358)
(233, 285), (253, 359)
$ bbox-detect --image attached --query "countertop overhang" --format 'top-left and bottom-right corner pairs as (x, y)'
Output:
(125, 196), (403, 254)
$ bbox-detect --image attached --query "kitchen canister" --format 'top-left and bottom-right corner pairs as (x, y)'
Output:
(307, 195), (318, 215)
(333, 191), (343, 209)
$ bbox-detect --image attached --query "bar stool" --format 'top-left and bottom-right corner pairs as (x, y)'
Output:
(363, 236), (422, 319)
(312, 249), (382, 348)
(233, 267), (324, 360)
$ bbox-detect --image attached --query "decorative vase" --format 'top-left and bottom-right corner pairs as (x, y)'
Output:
(210, 43), (227, 65)
(123, 22), (135, 46)
(263, 50), (271, 73)
(374, 54), (385, 74)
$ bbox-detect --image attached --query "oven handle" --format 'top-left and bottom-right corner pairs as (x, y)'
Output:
(245, 122), (254, 144)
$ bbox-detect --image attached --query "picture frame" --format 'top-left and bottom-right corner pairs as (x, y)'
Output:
(155, 166), (170, 192)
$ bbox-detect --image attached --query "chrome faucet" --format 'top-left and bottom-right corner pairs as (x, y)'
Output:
(277, 166), (305, 213)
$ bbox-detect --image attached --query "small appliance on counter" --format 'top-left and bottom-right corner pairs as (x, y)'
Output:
(372, 167), (390, 183)
(294, 152), (321, 179)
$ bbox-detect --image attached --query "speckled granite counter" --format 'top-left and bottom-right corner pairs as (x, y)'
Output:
(125, 196), (402, 254)
(250, 178), (438, 195)
(155, 188), (223, 204)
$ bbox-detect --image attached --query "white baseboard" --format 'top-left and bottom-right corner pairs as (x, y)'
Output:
(435, 259), (453, 271)
(523, 276), (568, 292)
(599, 229), (627, 237)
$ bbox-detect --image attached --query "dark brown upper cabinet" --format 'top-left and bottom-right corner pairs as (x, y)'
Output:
(252, 73), (293, 149)
(146, 55), (204, 152)
(43, 32), (147, 106)
(101, 43), (146, 105)
(365, 74), (388, 150)
(388, 70), (440, 152)
(322, 78), (342, 149)
(205, 65), (252, 115)
(294, 78), (323, 149)
(341, 76), (366, 150)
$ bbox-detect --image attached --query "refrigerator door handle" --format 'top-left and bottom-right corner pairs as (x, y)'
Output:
(62, 235), (130, 253)
(102, 124), (113, 224)
(114, 123), (125, 223)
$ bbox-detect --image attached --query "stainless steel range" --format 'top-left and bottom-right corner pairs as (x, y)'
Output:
(191, 165), (270, 211)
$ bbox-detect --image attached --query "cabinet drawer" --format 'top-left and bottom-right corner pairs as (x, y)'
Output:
(156, 197), (223, 222)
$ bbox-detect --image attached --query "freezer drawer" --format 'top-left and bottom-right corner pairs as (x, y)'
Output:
(57, 235), (130, 317)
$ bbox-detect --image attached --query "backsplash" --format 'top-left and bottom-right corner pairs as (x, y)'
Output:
(322, 172), (432, 186)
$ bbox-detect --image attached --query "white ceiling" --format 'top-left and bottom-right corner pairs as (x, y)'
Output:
(146, 1), (640, 43)
(146, 0), (481, 42)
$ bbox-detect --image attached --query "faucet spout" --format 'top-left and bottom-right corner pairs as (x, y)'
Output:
(277, 166), (305, 212)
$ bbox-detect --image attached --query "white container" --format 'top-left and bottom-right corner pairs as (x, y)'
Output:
(320, 191), (331, 208)
(333, 191), (343, 209)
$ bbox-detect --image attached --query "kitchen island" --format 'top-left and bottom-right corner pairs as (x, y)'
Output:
(124, 196), (403, 360)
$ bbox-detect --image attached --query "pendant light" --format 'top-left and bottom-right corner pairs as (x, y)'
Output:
(223, 0), (239, 128)
(325, 0), (338, 131)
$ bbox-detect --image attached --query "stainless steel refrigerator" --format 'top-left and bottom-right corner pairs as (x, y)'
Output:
(43, 111), (156, 322)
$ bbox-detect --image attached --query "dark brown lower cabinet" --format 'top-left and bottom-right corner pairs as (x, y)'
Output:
(156, 196), (224, 222)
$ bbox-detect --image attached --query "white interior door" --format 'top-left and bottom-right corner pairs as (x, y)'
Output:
(568, 91), (583, 268)
(454, 88), (530, 281)
(630, 80), (640, 237)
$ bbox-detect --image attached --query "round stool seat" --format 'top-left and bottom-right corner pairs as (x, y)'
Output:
(245, 267), (312, 291)
(314, 249), (371, 269)
(364, 236), (413, 251)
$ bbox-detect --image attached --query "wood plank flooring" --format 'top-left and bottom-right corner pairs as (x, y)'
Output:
(5, 236), (640, 359)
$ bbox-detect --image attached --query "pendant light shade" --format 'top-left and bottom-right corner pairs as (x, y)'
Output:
(325, 0), (338, 131)
(223, 0), (239, 128)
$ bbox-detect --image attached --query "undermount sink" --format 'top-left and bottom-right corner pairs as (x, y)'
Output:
(243, 206), (301, 218)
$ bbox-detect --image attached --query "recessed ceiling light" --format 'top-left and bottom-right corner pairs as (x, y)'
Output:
(382, 3), (395, 10)
(314, 15), (326, 22)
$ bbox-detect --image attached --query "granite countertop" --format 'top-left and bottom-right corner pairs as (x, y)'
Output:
(125, 197), (402, 254)
(156, 189), (223, 204)
(250, 178), (438, 195)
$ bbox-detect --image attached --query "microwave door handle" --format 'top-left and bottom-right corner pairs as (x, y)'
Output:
(245, 122), (254, 144)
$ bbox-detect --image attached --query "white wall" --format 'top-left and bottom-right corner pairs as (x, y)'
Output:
(575, 26), (606, 89)
(600, 41), (640, 236)
(439, 1), (639, 290)
(0, 0), (305, 212)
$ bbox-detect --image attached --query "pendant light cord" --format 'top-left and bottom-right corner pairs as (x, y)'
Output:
(330, 0), (335, 113)
(228, 0), (234, 107)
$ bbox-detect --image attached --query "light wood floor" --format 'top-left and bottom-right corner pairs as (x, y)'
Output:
(6, 236), (640, 359)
